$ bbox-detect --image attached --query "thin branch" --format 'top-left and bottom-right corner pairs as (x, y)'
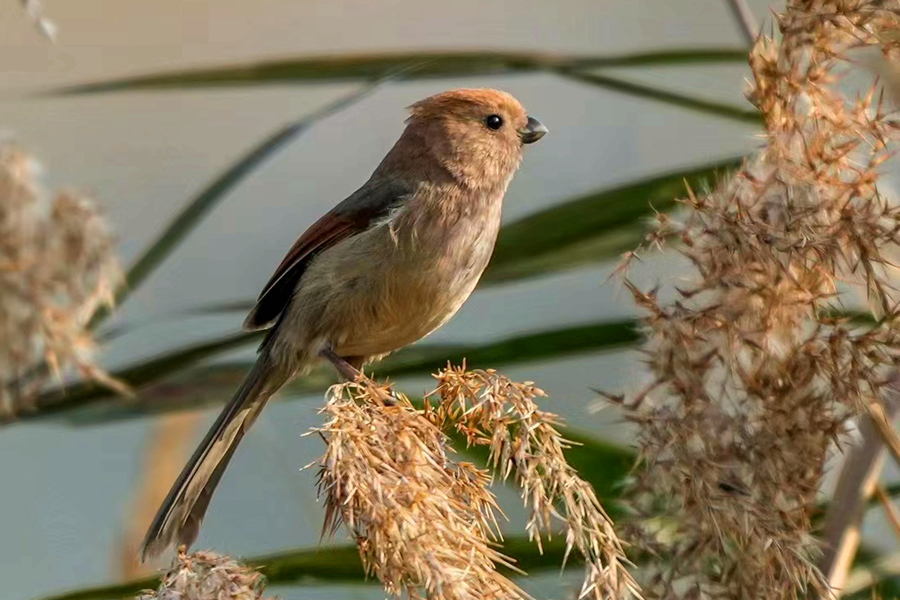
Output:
(818, 378), (900, 595)
(817, 413), (888, 595)
(726, 0), (759, 47)
(876, 485), (900, 543)
(866, 399), (900, 468)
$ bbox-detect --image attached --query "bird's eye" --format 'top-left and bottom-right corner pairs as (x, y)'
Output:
(484, 114), (503, 130)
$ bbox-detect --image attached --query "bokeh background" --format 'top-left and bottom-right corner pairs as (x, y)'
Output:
(1, 1), (782, 599)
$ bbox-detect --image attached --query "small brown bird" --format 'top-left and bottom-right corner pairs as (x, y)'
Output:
(140, 88), (547, 560)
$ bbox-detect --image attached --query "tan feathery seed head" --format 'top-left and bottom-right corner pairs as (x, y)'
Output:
(0, 144), (122, 415)
(136, 549), (270, 600)
(431, 367), (640, 600)
(314, 379), (527, 600)
(616, 1), (900, 598)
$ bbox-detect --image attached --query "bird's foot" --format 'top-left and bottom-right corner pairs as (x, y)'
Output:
(319, 347), (395, 406)
(319, 346), (363, 382)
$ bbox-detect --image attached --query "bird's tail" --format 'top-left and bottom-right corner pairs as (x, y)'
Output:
(139, 356), (286, 561)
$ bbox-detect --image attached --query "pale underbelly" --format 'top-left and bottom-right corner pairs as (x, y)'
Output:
(330, 266), (480, 358)
(278, 198), (502, 364)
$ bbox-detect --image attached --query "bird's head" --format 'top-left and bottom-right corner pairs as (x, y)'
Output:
(397, 88), (547, 189)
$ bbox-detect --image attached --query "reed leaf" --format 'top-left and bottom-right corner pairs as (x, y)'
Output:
(484, 157), (743, 283)
(150, 156), (746, 320)
(37, 319), (639, 426)
(557, 69), (759, 123)
(32, 537), (578, 600)
(53, 48), (748, 95)
(88, 81), (384, 329)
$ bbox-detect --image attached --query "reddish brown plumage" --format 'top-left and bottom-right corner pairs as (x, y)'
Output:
(378, 88), (530, 189)
(142, 88), (545, 561)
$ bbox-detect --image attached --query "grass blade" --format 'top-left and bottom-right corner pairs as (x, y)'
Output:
(558, 69), (759, 124)
(3, 331), (262, 424)
(14, 157), (754, 423)
(88, 82), (384, 329)
(483, 156), (744, 283)
(50, 48), (749, 95)
(32, 536), (584, 600)
(40, 319), (640, 426)
(127, 156), (746, 321)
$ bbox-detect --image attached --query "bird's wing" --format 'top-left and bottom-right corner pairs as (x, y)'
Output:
(243, 178), (411, 331)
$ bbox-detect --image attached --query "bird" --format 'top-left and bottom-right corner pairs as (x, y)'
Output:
(140, 88), (547, 560)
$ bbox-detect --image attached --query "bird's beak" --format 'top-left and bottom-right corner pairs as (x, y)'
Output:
(520, 116), (548, 144)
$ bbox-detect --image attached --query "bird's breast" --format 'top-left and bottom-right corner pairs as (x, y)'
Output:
(323, 188), (504, 358)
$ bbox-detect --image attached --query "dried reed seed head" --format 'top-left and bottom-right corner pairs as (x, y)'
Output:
(616, 2), (900, 598)
(136, 549), (270, 600)
(315, 380), (526, 600)
(431, 367), (640, 600)
(0, 144), (121, 414)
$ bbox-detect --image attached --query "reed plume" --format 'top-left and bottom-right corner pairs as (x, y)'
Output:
(0, 144), (121, 417)
(615, 2), (900, 597)
(315, 368), (638, 599)
(136, 549), (270, 600)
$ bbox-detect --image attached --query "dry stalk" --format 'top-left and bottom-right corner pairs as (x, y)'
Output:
(818, 413), (891, 594)
(116, 411), (205, 579)
(614, 2), (900, 598)
(0, 144), (122, 417)
(314, 378), (527, 600)
(875, 485), (900, 540)
(725, 0), (760, 46)
(431, 366), (639, 600)
(136, 549), (270, 600)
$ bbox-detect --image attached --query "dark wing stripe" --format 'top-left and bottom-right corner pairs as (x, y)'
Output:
(243, 178), (411, 331)
(259, 214), (358, 301)
(243, 215), (358, 330)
